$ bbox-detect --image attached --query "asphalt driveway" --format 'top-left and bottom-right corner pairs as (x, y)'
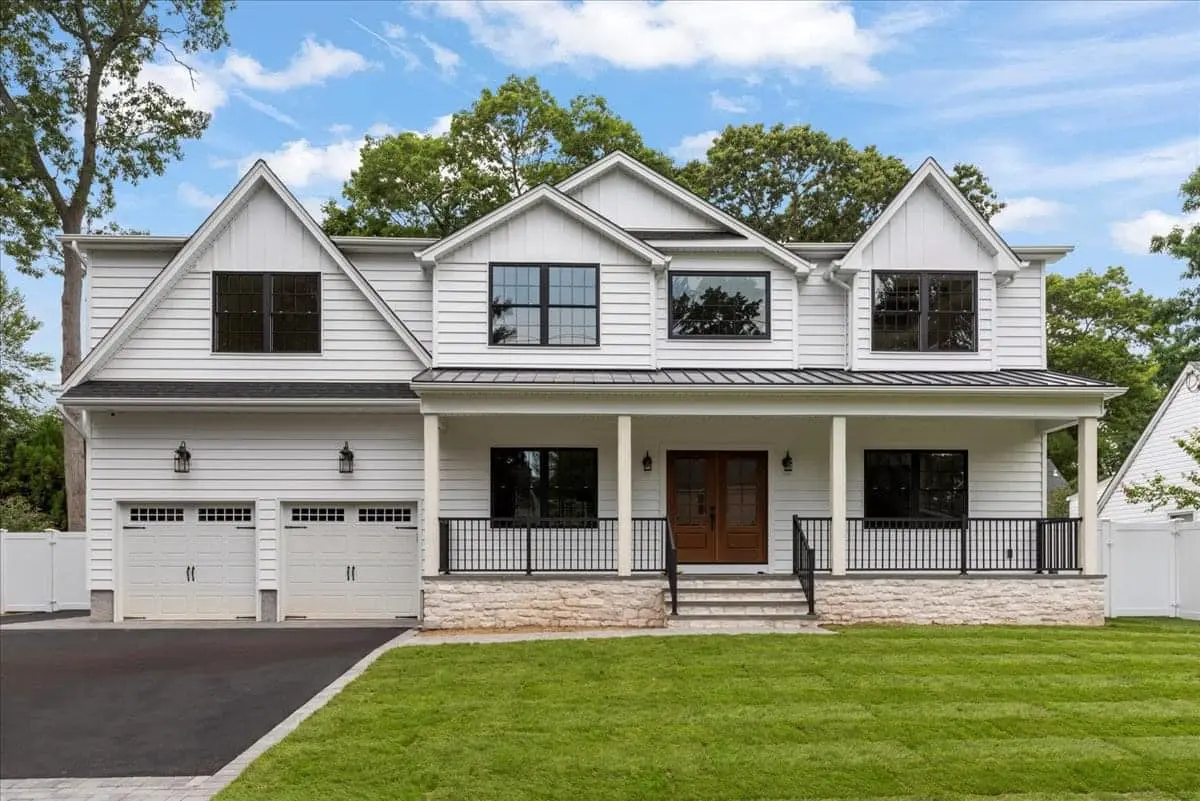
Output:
(0, 627), (404, 779)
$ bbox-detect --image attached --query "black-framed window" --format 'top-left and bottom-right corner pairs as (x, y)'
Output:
(213, 272), (320, 353)
(668, 271), (770, 338)
(872, 272), (976, 352)
(864, 450), (968, 521)
(490, 448), (598, 522)
(489, 263), (598, 346)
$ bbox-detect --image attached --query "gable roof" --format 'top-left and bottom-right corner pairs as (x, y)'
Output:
(556, 151), (814, 276)
(1098, 362), (1200, 511)
(837, 158), (1025, 274)
(61, 161), (431, 390)
(416, 183), (669, 267)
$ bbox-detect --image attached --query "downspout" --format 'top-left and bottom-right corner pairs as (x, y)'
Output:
(825, 260), (854, 370)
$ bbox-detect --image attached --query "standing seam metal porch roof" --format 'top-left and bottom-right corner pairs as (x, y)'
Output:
(410, 368), (1118, 390)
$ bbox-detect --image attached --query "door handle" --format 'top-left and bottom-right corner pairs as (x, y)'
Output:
(709, 506), (716, 527)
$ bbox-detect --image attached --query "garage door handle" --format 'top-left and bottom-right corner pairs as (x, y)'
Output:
(346, 565), (350, 581)
(351, 565), (356, 581)
(284, 525), (308, 530)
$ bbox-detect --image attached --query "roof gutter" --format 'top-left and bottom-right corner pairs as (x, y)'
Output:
(410, 382), (1125, 400)
(58, 397), (422, 409)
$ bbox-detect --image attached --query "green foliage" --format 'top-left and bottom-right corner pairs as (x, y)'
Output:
(1148, 167), (1200, 391)
(0, 268), (52, 423)
(324, 75), (673, 238)
(0, 494), (59, 531)
(1046, 485), (1071, 518)
(1123, 427), (1200, 512)
(0, 410), (65, 529)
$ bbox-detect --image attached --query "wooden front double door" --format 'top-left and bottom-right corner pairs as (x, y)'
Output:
(667, 451), (768, 564)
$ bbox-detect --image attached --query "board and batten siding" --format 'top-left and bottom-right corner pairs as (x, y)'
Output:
(995, 261), (1047, 369)
(87, 411), (423, 592)
(849, 183), (998, 371)
(86, 251), (167, 349)
(353, 253), (433, 350)
(434, 201), (653, 368)
(566, 168), (723, 231)
(94, 187), (425, 380)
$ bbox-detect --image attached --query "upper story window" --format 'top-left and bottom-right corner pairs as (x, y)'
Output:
(490, 263), (598, 346)
(669, 272), (770, 339)
(872, 271), (976, 353)
(213, 272), (320, 353)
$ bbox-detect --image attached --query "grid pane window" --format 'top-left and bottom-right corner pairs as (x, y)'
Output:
(864, 450), (967, 520)
(871, 272), (976, 352)
(213, 273), (320, 353)
(490, 264), (598, 345)
(668, 272), (769, 338)
(490, 448), (598, 522)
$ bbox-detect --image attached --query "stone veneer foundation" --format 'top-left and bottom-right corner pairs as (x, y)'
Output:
(815, 575), (1106, 626)
(422, 576), (667, 629)
(89, 589), (114, 622)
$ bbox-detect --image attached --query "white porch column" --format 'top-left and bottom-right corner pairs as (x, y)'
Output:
(1077, 415), (1100, 574)
(617, 414), (633, 576)
(422, 414), (441, 576)
(830, 415), (848, 576)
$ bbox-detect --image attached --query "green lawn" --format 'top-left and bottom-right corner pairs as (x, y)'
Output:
(218, 619), (1200, 801)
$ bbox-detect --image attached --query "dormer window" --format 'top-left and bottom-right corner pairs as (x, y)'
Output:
(490, 263), (599, 346)
(213, 272), (321, 353)
(669, 272), (770, 339)
(872, 271), (976, 352)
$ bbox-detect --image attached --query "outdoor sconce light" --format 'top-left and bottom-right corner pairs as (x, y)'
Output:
(782, 451), (794, 473)
(339, 441), (355, 474)
(173, 441), (191, 474)
(642, 451), (653, 472)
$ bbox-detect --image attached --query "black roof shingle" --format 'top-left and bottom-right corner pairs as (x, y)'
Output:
(61, 380), (416, 401)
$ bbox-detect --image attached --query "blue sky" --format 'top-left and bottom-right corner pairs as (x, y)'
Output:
(9, 0), (1200, 369)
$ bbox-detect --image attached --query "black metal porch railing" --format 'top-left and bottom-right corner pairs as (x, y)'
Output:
(664, 518), (678, 616)
(846, 517), (1081, 573)
(791, 516), (817, 615)
(792, 517), (832, 572)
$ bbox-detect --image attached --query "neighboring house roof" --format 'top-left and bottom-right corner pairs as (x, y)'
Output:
(416, 183), (669, 267)
(412, 367), (1121, 392)
(836, 158), (1025, 275)
(60, 380), (416, 404)
(60, 161), (432, 392)
(555, 151), (814, 276)
(1098, 362), (1200, 512)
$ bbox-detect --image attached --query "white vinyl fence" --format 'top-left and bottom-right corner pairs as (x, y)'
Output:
(1102, 520), (1200, 620)
(0, 530), (89, 613)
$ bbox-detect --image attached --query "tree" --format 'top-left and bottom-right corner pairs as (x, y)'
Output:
(674, 123), (1004, 242)
(1123, 428), (1200, 512)
(1148, 166), (1200, 391)
(0, 268), (52, 426)
(1, 0), (231, 529)
(0, 410), (65, 529)
(1045, 267), (1170, 483)
(324, 75), (673, 238)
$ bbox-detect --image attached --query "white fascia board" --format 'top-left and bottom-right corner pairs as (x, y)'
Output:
(58, 397), (422, 410)
(412, 381), (1120, 399)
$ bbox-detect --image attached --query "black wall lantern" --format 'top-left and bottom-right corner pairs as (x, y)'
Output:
(338, 441), (355, 474)
(642, 451), (653, 472)
(173, 441), (191, 473)
(781, 450), (794, 473)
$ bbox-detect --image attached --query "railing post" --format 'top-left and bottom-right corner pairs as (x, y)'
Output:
(1035, 520), (1045, 574)
(438, 518), (450, 574)
(959, 515), (969, 575)
(525, 522), (533, 575)
(792, 516), (800, 577)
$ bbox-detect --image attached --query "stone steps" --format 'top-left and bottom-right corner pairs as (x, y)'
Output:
(664, 575), (820, 630)
(666, 614), (821, 631)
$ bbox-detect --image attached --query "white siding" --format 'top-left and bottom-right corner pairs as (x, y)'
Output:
(354, 253), (432, 350)
(567, 168), (723, 231)
(86, 251), (167, 349)
(435, 202), (653, 368)
(850, 183), (998, 371)
(657, 253), (796, 368)
(87, 411), (423, 592)
(95, 187), (424, 380)
(1101, 387), (1200, 522)
(797, 260), (848, 368)
(996, 261), (1046, 369)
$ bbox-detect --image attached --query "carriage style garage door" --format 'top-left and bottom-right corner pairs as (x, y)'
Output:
(282, 504), (419, 619)
(121, 504), (257, 620)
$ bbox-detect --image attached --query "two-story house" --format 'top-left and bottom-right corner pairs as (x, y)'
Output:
(58, 152), (1120, 627)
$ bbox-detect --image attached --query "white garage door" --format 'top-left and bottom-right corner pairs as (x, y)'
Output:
(122, 505), (257, 620)
(282, 504), (419, 619)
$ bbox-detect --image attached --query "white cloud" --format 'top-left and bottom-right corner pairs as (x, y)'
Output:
(420, 35), (462, 78)
(350, 18), (422, 70)
(238, 136), (369, 188)
(977, 138), (1200, 193)
(425, 113), (453, 137)
(1028, 0), (1178, 25)
(709, 90), (754, 114)
(383, 23), (407, 39)
(1111, 208), (1200, 255)
(934, 77), (1200, 123)
(223, 37), (371, 91)
(231, 90), (299, 128)
(430, 0), (943, 85)
(669, 130), (718, 162)
(138, 60), (227, 113)
(991, 197), (1068, 233)
(177, 182), (223, 209)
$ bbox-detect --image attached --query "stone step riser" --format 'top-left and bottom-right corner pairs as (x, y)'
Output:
(675, 579), (803, 590)
(666, 617), (822, 631)
(675, 604), (812, 616)
(666, 590), (811, 603)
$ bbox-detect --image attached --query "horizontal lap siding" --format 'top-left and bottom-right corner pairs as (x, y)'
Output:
(95, 188), (423, 380)
(435, 203), (652, 368)
(87, 253), (166, 350)
(87, 412), (423, 591)
(796, 261), (847, 368)
(354, 254), (432, 350)
(996, 263), (1046, 369)
(567, 169), (723, 231)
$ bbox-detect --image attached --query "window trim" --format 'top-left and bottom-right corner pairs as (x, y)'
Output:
(487, 262), (600, 348)
(870, 270), (978, 354)
(863, 449), (970, 522)
(489, 446), (600, 525)
(667, 270), (772, 340)
(212, 272), (323, 355)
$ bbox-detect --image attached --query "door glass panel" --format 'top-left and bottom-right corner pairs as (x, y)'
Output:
(724, 457), (759, 526)
(672, 457), (708, 525)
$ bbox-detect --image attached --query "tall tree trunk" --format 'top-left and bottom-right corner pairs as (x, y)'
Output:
(61, 216), (86, 532)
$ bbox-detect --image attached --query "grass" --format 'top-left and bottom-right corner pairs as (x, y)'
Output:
(217, 619), (1200, 801)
